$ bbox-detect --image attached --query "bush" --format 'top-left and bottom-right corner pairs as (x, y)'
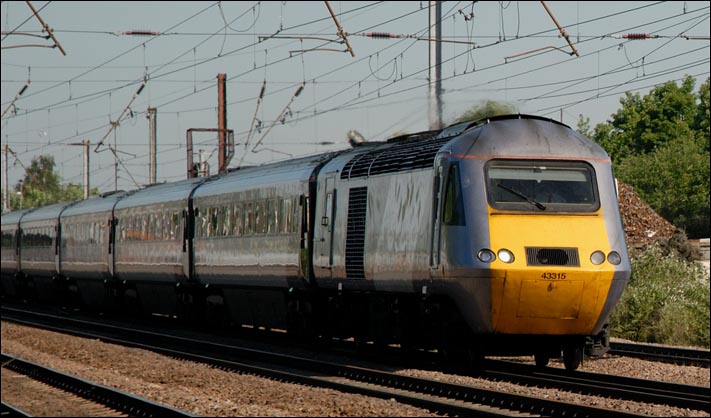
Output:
(610, 244), (710, 348)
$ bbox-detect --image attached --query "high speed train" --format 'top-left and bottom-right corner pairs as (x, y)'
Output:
(1, 114), (631, 371)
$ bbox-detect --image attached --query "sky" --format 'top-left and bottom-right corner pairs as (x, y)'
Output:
(1, 1), (709, 196)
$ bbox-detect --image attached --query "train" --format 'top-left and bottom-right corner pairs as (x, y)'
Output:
(1, 114), (631, 371)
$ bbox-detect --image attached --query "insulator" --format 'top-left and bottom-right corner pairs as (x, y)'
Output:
(367, 32), (395, 39)
(124, 30), (158, 36)
(624, 33), (652, 39)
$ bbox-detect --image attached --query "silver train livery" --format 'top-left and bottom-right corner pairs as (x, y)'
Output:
(0, 114), (631, 370)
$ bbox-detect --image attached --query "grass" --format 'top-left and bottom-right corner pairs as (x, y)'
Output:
(610, 243), (710, 348)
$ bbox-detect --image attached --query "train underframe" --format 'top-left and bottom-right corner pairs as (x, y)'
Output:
(1, 273), (606, 371)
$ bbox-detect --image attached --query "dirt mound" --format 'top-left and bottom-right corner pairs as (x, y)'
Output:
(617, 181), (677, 247)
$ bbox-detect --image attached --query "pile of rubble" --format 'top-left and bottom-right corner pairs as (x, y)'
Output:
(617, 181), (677, 247)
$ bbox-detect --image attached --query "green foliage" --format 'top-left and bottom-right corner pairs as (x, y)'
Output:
(451, 100), (518, 124)
(592, 76), (700, 162)
(616, 135), (710, 238)
(693, 77), (710, 151)
(586, 75), (710, 238)
(9, 155), (98, 210)
(610, 245), (710, 348)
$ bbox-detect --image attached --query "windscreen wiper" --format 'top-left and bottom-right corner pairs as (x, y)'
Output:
(497, 183), (546, 210)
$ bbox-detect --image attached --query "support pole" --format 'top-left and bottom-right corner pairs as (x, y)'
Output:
(428, 0), (442, 130)
(217, 74), (227, 174)
(2, 144), (8, 212)
(147, 107), (157, 184)
(83, 139), (90, 199)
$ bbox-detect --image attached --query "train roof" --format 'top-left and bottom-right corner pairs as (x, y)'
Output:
(114, 176), (207, 211)
(193, 153), (335, 198)
(327, 114), (606, 180)
(454, 114), (609, 160)
(61, 190), (128, 218)
(20, 201), (76, 224)
(1, 207), (35, 227)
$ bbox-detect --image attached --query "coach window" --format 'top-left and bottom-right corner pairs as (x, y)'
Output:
(443, 164), (466, 226)
(153, 213), (159, 241)
(233, 204), (243, 236)
(88, 222), (94, 244)
(163, 212), (171, 240)
(255, 201), (265, 234)
(267, 199), (277, 234)
(129, 216), (135, 241)
(280, 198), (290, 234)
(245, 202), (254, 235)
(145, 214), (152, 241)
(208, 207), (216, 237)
(158, 212), (166, 241)
(1, 231), (11, 249)
(196, 210), (203, 238)
(219, 206), (229, 236)
(136, 215), (142, 240)
(213, 207), (222, 237)
(140, 215), (147, 241)
(203, 209), (210, 237)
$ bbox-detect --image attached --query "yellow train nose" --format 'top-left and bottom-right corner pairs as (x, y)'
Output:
(487, 211), (618, 335)
(491, 269), (613, 335)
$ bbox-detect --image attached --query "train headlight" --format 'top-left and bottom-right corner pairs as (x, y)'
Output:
(590, 251), (605, 265)
(477, 249), (496, 263)
(497, 249), (515, 263)
(607, 251), (622, 265)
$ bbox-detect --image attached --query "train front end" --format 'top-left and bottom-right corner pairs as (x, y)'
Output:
(439, 115), (631, 368)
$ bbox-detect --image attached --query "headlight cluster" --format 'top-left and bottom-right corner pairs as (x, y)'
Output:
(476, 249), (623, 265)
(477, 248), (515, 263)
(590, 250), (622, 265)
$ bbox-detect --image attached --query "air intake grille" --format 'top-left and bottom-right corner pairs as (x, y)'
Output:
(525, 247), (580, 267)
(345, 187), (368, 279)
(340, 135), (449, 180)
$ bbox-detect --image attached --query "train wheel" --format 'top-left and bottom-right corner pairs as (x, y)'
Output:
(563, 345), (583, 371)
(534, 352), (551, 367)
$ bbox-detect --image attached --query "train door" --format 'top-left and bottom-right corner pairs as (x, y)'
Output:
(181, 207), (192, 280)
(430, 153), (449, 275)
(108, 217), (116, 277)
(318, 175), (337, 275)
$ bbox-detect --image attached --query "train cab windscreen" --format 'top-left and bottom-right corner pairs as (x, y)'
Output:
(486, 160), (599, 212)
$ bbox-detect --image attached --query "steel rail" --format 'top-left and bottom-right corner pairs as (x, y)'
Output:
(609, 341), (710, 368)
(2, 306), (648, 418)
(1, 352), (195, 417)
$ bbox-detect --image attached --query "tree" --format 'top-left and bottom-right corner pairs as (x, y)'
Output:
(451, 100), (518, 124)
(617, 135), (710, 238)
(10, 154), (98, 210)
(15, 155), (61, 209)
(588, 76), (701, 164)
(581, 75), (710, 238)
(692, 77), (710, 152)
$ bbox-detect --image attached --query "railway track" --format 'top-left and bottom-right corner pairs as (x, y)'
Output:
(609, 341), (710, 368)
(1, 352), (194, 417)
(1, 401), (31, 417)
(3, 304), (707, 417)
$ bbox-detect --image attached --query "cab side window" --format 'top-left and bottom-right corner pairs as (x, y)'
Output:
(443, 164), (466, 226)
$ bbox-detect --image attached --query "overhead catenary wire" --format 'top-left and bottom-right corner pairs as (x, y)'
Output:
(94, 82), (146, 152)
(1, 80), (30, 119)
(3, 1), (708, 192)
(239, 79), (267, 166)
(248, 82), (305, 157)
(5, 2), (704, 142)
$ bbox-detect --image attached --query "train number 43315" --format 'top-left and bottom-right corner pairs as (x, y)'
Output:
(541, 272), (567, 280)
